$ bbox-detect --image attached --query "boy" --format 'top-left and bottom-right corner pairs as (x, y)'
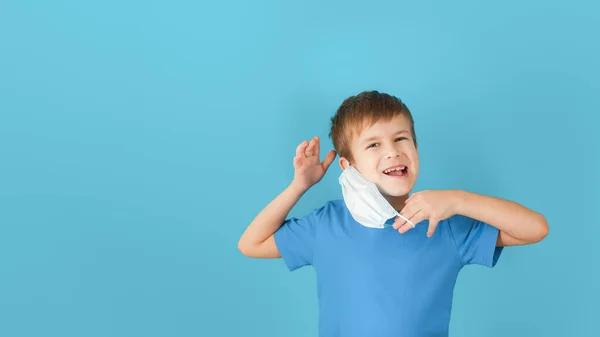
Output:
(238, 91), (548, 337)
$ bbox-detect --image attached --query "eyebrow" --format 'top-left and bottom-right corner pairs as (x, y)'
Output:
(361, 130), (409, 145)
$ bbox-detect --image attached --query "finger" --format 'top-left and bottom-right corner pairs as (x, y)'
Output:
(314, 136), (320, 158)
(293, 153), (303, 169)
(393, 203), (418, 229)
(392, 206), (417, 229)
(398, 210), (426, 234)
(427, 218), (440, 237)
(321, 150), (337, 172)
(392, 213), (413, 230)
(305, 137), (317, 157)
(296, 140), (308, 157)
(294, 140), (310, 169)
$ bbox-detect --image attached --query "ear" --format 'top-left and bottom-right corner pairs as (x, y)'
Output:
(339, 157), (350, 170)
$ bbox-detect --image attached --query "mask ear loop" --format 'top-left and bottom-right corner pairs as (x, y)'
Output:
(393, 212), (416, 228)
(380, 211), (415, 228)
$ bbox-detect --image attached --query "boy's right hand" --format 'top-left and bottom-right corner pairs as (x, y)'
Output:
(292, 136), (337, 191)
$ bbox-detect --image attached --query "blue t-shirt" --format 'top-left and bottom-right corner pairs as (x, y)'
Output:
(274, 199), (502, 337)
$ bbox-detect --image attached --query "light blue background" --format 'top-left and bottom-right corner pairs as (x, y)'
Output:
(1, 1), (598, 336)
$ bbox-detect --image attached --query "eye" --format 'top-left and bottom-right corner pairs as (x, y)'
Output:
(367, 143), (379, 149)
(395, 137), (407, 142)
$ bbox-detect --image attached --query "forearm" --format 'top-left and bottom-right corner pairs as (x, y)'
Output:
(238, 182), (308, 253)
(454, 190), (548, 242)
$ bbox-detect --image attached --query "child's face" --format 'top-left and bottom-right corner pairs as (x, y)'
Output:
(340, 114), (419, 200)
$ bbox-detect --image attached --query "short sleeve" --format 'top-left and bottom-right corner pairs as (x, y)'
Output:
(448, 214), (503, 268)
(274, 204), (327, 271)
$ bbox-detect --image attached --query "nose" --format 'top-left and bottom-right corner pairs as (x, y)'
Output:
(384, 145), (401, 159)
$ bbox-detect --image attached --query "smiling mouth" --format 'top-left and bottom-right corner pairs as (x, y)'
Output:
(383, 165), (408, 177)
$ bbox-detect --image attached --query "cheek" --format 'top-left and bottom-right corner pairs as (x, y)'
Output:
(355, 163), (380, 181)
(406, 149), (419, 165)
(412, 157), (419, 169)
(410, 163), (420, 181)
(357, 164), (377, 178)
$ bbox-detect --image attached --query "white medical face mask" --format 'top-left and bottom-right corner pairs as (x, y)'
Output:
(339, 165), (415, 229)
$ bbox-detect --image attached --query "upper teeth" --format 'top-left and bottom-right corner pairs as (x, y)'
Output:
(384, 166), (406, 174)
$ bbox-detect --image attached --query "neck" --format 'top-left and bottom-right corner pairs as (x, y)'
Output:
(384, 194), (409, 212)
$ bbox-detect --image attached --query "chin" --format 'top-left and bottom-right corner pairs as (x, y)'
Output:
(379, 185), (412, 198)
(377, 176), (416, 196)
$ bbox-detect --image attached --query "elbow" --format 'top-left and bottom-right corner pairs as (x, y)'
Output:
(238, 239), (252, 257)
(238, 237), (259, 257)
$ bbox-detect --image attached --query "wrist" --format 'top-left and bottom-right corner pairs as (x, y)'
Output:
(289, 181), (309, 196)
(452, 190), (469, 215)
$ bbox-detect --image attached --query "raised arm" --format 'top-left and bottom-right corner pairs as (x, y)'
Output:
(238, 136), (336, 258)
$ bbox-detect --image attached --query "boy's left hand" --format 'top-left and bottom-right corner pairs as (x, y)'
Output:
(392, 190), (462, 237)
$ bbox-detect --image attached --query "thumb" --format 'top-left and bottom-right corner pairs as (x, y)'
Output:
(321, 150), (337, 172)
